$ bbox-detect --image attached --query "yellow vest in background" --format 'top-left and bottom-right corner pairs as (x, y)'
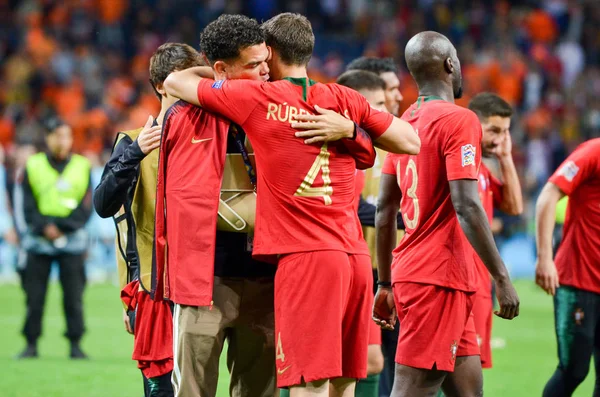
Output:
(26, 153), (90, 218)
(362, 148), (404, 269)
(113, 128), (159, 293)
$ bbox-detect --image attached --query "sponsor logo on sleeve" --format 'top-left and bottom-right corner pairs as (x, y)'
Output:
(557, 160), (579, 182)
(212, 80), (225, 89)
(461, 144), (476, 167)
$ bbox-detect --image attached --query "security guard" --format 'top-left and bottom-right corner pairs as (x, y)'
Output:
(16, 116), (92, 359)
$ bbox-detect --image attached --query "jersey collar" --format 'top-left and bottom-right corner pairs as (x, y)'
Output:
(411, 95), (445, 116)
(283, 77), (317, 101)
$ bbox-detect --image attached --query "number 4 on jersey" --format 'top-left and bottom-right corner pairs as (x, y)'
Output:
(295, 142), (333, 205)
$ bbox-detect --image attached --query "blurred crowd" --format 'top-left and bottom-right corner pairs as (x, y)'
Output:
(0, 0), (599, 279)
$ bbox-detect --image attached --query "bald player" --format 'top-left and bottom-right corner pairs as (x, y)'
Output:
(374, 31), (520, 396)
(345, 58), (407, 397)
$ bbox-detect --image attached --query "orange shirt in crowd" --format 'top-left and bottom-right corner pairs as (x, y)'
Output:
(526, 9), (558, 44)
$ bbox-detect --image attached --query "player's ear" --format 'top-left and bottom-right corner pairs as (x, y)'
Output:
(154, 82), (166, 97)
(213, 60), (228, 80)
(201, 53), (210, 67)
(444, 57), (454, 75)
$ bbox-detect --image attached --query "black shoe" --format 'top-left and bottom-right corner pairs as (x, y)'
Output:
(15, 344), (38, 359)
(70, 343), (88, 360)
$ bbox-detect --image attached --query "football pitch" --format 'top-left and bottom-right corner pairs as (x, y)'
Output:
(0, 280), (594, 397)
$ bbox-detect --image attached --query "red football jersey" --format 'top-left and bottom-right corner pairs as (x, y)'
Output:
(196, 77), (393, 261)
(549, 138), (600, 294)
(474, 163), (503, 297)
(381, 97), (482, 291)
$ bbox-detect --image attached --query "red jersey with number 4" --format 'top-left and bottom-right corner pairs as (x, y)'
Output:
(381, 97), (482, 292)
(196, 78), (393, 261)
(549, 138), (600, 294)
(474, 163), (503, 297)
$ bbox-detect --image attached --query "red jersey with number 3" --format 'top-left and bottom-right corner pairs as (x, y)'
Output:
(549, 138), (600, 294)
(196, 78), (393, 261)
(381, 97), (482, 292)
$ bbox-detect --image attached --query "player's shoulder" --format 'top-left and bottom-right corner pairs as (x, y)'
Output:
(570, 137), (600, 164)
(165, 100), (196, 117)
(436, 102), (478, 121)
(578, 137), (600, 152)
(165, 100), (228, 123)
(321, 82), (361, 98)
(265, 79), (294, 91)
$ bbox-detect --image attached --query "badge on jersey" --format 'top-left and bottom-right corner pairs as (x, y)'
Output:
(557, 160), (579, 182)
(212, 80), (225, 89)
(461, 144), (476, 167)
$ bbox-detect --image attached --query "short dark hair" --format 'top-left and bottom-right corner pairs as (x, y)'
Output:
(200, 14), (265, 64)
(149, 43), (203, 98)
(261, 13), (314, 66)
(468, 92), (513, 120)
(336, 70), (386, 93)
(40, 114), (66, 135)
(346, 57), (398, 75)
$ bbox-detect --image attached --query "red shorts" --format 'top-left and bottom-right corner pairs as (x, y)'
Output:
(394, 282), (480, 372)
(368, 319), (382, 346)
(275, 251), (373, 387)
(472, 293), (493, 368)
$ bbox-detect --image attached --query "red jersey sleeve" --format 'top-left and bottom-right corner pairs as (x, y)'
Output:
(442, 109), (482, 181)
(197, 78), (264, 126)
(342, 86), (393, 139)
(549, 142), (600, 195)
(381, 152), (399, 175)
(489, 172), (504, 208)
(340, 124), (376, 170)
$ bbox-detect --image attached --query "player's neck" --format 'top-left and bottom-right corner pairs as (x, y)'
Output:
(156, 95), (179, 125)
(279, 65), (308, 79)
(417, 81), (454, 103)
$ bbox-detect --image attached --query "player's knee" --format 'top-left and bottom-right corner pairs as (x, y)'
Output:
(367, 346), (384, 375)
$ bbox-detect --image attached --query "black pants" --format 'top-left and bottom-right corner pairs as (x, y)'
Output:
(543, 285), (600, 397)
(22, 252), (86, 343)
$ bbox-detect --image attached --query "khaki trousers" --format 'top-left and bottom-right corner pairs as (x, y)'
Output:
(172, 277), (276, 397)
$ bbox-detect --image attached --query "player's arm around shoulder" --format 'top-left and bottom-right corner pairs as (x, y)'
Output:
(163, 66), (213, 106)
(376, 116), (420, 155)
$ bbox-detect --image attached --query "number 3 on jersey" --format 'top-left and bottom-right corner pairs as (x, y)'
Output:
(295, 142), (333, 205)
(397, 158), (419, 229)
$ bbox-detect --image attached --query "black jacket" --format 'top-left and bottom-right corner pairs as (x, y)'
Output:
(94, 136), (145, 219)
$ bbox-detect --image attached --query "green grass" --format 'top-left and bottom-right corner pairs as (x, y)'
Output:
(0, 280), (594, 396)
